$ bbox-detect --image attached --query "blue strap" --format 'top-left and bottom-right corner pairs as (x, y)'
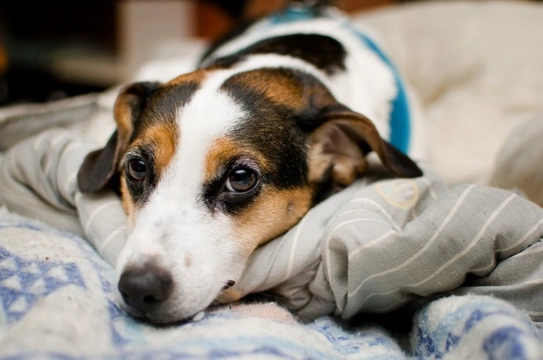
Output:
(269, 5), (411, 154)
(270, 5), (322, 23)
(354, 32), (411, 154)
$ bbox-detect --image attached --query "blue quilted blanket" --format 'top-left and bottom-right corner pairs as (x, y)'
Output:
(1, 210), (542, 359)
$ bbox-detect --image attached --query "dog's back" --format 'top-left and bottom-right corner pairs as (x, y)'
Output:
(201, 2), (425, 159)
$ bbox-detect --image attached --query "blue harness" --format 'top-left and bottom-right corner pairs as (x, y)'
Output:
(269, 5), (411, 154)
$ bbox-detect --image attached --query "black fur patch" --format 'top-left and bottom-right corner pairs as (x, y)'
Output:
(130, 82), (200, 142)
(124, 147), (156, 205)
(207, 34), (346, 75)
(202, 170), (264, 216)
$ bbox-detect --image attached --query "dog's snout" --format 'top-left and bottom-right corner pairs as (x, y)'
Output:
(118, 265), (173, 314)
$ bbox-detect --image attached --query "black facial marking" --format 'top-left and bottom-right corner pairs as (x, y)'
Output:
(207, 34), (346, 75)
(202, 159), (264, 216)
(130, 82), (200, 142)
(124, 148), (156, 205)
(226, 91), (308, 189)
(218, 180), (262, 215)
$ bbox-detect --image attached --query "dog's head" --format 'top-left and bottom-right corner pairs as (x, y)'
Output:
(78, 67), (421, 323)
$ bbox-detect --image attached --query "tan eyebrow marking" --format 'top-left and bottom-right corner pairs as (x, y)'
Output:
(204, 137), (270, 183)
(167, 69), (208, 86)
(131, 122), (179, 180)
(224, 69), (306, 110)
(120, 174), (136, 226)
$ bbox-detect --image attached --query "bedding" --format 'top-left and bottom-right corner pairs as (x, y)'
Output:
(1, 103), (543, 359)
(0, 210), (541, 359)
(1, 1), (543, 358)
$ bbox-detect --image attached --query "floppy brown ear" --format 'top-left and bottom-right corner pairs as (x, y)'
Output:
(308, 110), (422, 188)
(77, 81), (161, 193)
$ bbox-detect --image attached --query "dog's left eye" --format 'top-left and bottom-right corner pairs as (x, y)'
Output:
(225, 167), (258, 193)
(127, 158), (147, 182)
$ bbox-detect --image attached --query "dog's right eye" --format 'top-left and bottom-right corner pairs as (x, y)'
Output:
(127, 158), (147, 182)
(225, 167), (258, 193)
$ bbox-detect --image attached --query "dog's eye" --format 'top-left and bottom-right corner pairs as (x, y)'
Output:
(225, 167), (258, 193)
(127, 158), (147, 182)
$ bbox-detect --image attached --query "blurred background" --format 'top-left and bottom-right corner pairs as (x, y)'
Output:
(0, 0), (416, 106)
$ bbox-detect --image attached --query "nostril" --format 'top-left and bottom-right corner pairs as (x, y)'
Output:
(144, 295), (160, 304)
(120, 290), (129, 303)
(118, 265), (173, 313)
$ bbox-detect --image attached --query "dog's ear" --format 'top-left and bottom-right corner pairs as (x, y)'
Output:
(307, 108), (422, 188)
(77, 81), (161, 193)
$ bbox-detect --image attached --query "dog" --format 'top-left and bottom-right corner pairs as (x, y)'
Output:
(77, 0), (423, 324)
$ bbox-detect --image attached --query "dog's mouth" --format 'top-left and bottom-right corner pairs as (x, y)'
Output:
(117, 278), (240, 324)
(221, 280), (236, 291)
(118, 299), (205, 325)
(126, 310), (187, 326)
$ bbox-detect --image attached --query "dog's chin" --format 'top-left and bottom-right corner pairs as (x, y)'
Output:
(120, 303), (206, 325)
(115, 292), (212, 325)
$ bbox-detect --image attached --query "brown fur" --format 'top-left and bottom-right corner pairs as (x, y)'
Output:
(113, 95), (136, 145)
(167, 69), (208, 87)
(308, 121), (369, 187)
(185, 255), (192, 268)
(130, 123), (179, 180)
(204, 137), (271, 183)
(227, 69), (306, 110)
(232, 187), (313, 256)
(120, 174), (136, 226)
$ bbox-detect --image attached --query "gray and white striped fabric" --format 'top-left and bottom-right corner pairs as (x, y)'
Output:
(1, 128), (543, 327)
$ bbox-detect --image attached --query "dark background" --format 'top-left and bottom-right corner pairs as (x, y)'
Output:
(2, 0), (532, 106)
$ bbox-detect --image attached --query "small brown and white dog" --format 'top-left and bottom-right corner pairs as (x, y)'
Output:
(77, 0), (423, 323)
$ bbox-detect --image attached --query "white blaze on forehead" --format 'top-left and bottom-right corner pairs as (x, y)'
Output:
(158, 70), (248, 202)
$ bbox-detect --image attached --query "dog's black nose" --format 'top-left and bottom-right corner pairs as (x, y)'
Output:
(118, 265), (173, 314)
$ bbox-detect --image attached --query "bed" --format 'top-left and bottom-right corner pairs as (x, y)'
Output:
(1, 1), (543, 358)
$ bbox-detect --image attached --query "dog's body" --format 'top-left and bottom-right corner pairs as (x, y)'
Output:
(78, 2), (423, 324)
